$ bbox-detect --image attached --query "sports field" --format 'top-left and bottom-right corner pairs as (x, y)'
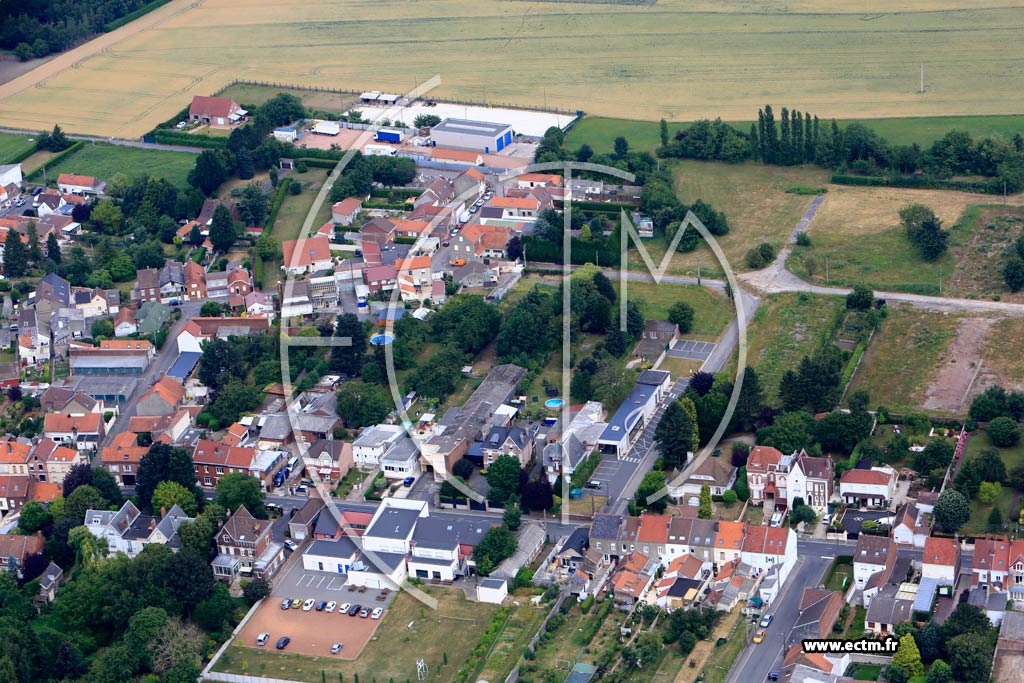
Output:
(1, 0), (1024, 138)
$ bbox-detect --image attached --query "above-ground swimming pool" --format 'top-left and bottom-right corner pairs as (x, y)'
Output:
(545, 398), (565, 409)
(370, 334), (394, 345)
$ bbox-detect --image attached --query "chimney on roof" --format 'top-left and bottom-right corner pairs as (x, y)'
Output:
(160, 506), (167, 519)
(149, 518), (156, 531)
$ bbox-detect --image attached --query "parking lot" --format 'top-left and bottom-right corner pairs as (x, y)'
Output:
(237, 599), (384, 660)
(271, 557), (396, 607)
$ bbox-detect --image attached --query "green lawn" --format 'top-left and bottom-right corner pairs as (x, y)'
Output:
(843, 607), (868, 640)
(736, 292), (846, 407)
(824, 558), (853, 592)
(964, 484), (1015, 537)
(45, 141), (197, 188)
(566, 114), (1024, 155)
(0, 133), (35, 164)
(850, 663), (883, 681)
(213, 588), (497, 683)
(613, 279), (732, 337)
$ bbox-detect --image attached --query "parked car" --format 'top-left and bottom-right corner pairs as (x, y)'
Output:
(331, 642), (344, 654)
(302, 599), (315, 611)
(359, 607), (371, 618)
(371, 607), (384, 620)
(451, 259), (466, 267)
(256, 633), (270, 646)
(290, 599), (302, 609)
(759, 614), (774, 628)
(295, 485), (308, 495)
(284, 540), (298, 551)
(403, 476), (415, 487)
(315, 600), (327, 611)
(339, 602), (351, 614)
(753, 630), (766, 644)
(280, 598), (291, 610)
(348, 604), (361, 616)
(276, 636), (291, 650)
(325, 601), (337, 613)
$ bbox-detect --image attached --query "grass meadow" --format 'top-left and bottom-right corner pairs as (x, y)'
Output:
(846, 307), (960, 414)
(0, 132), (35, 164)
(2, 0), (1024, 137)
(787, 184), (1024, 295)
(733, 292), (845, 407)
(45, 142), (196, 188)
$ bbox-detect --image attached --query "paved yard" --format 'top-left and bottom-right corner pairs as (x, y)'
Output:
(668, 339), (717, 361)
(237, 600), (385, 660)
(272, 559), (395, 605)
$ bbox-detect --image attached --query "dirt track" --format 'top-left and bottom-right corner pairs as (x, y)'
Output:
(922, 317), (994, 413)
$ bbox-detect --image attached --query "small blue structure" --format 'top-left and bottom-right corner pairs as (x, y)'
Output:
(167, 351), (201, 379)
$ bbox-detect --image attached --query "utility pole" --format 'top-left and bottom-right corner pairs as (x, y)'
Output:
(697, 255), (701, 286)
(920, 64), (925, 94)
(825, 256), (829, 285)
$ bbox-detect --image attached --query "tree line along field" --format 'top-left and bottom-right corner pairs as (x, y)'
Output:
(2, 0), (1024, 137)
(567, 114), (1024, 155)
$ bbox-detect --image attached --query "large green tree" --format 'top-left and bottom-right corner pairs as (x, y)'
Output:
(3, 235), (27, 278)
(188, 150), (229, 196)
(329, 313), (368, 375)
(933, 489), (971, 533)
(215, 473), (265, 519)
(208, 204), (236, 253)
(151, 481), (198, 517)
(335, 381), (391, 429)
(486, 454), (521, 504)
(654, 399), (696, 469)
(472, 526), (517, 576)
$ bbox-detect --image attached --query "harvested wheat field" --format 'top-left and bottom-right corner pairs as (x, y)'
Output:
(2, 0), (1024, 137)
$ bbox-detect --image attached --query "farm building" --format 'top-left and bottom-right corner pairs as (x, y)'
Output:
(430, 118), (513, 153)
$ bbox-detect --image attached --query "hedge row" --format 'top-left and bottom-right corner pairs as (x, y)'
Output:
(569, 451), (601, 489)
(370, 187), (422, 198)
(263, 178), (292, 234)
(6, 141), (38, 165)
(26, 141), (84, 181)
(831, 172), (1004, 195)
(840, 339), (867, 393)
(103, 0), (174, 32)
(153, 129), (228, 149)
(296, 157), (336, 169)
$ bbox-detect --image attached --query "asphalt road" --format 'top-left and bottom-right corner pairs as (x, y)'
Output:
(99, 299), (202, 449)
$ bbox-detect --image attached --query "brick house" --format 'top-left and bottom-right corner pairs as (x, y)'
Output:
(212, 506), (284, 581)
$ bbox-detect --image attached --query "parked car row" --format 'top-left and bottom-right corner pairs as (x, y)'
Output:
(279, 598), (384, 620)
(256, 632), (342, 654)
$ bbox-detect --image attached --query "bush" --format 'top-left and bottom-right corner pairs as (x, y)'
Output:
(795, 232), (812, 246)
(722, 490), (738, 504)
(988, 416), (1020, 447)
(746, 242), (777, 269)
(289, 181), (302, 195)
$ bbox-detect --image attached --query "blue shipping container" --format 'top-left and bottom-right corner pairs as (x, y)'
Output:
(376, 130), (402, 143)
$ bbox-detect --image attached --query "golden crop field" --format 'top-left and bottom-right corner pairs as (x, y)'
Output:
(1, 0), (1023, 137)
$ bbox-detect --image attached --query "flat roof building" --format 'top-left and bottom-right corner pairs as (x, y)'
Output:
(430, 118), (514, 154)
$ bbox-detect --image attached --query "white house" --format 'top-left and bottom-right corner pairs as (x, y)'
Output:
(380, 437), (420, 480)
(361, 499), (429, 555)
(740, 526), (798, 591)
(922, 536), (960, 586)
(676, 457), (736, 504)
(839, 467), (897, 508)
(56, 173), (102, 195)
(84, 501), (192, 559)
(892, 503), (929, 548)
(853, 535), (894, 590)
(353, 424), (405, 467)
